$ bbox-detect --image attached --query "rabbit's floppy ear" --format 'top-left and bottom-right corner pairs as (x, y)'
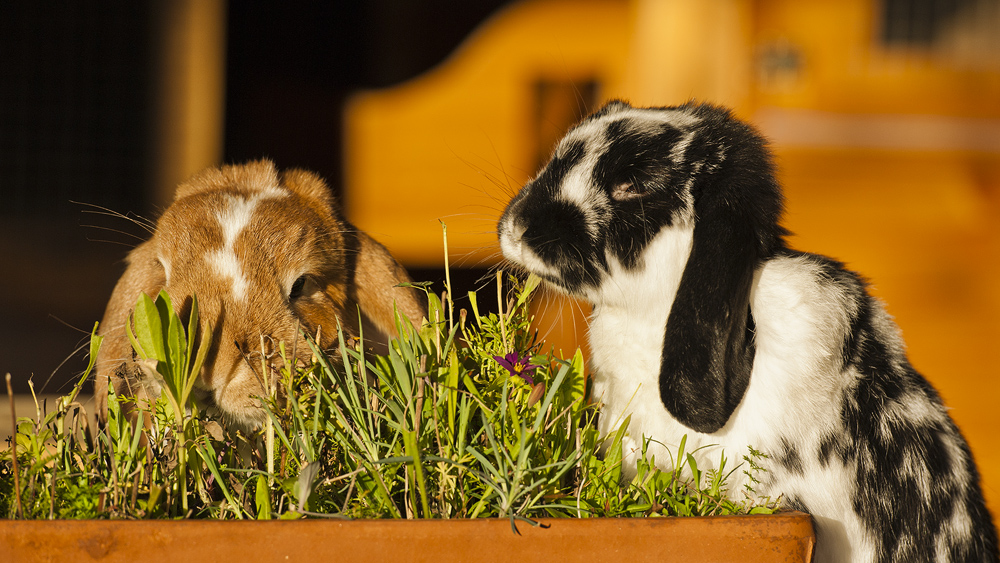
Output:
(658, 128), (784, 433)
(344, 228), (426, 336)
(278, 167), (425, 334)
(94, 239), (167, 417)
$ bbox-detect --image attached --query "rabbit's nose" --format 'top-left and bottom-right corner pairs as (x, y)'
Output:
(499, 220), (526, 258)
(508, 220), (526, 243)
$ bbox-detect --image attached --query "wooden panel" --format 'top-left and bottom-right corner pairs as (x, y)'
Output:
(0, 513), (815, 563)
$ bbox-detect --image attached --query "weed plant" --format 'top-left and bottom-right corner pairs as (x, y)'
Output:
(1, 264), (779, 522)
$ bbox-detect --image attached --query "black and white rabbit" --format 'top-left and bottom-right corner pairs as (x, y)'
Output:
(498, 100), (998, 563)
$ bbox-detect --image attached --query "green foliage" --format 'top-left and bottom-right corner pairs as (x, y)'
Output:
(1, 266), (779, 522)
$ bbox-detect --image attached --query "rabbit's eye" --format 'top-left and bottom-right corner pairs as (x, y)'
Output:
(611, 182), (647, 201)
(289, 276), (307, 300)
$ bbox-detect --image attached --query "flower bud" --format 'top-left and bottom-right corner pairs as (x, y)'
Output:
(527, 382), (546, 407)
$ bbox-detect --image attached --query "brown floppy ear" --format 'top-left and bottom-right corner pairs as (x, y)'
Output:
(280, 167), (424, 335)
(94, 239), (166, 419)
(344, 229), (426, 338)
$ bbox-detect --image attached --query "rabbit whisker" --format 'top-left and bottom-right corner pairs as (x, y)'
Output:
(75, 201), (156, 233)
(235, 340), (267, 393)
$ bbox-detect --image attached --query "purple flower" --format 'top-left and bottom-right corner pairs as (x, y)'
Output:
(493, 351), (540, 385)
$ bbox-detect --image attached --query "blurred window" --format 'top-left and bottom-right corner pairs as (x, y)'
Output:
(881, 0), (969, 45)
(880, 0), (1000, 66)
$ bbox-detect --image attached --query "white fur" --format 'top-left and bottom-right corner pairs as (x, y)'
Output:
(557, 152), (607, 239)
(608, 106), (702, 131)
(669, 129), (698, 165)
(206, 195), (256, 301)
(589, 252), (882, 563)
(204, 190), (286, 301)
(587, 222), (692, 462)
(556, 119), (607, 157)
(159, 256), (172, 284)
(205, 247), (249, 301)
(557, 106), (701, 165)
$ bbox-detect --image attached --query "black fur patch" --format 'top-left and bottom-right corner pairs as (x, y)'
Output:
(592, 119), (688, 270)
(500, 139), (604, 292)
(817, 430), (850, 468)
(772, 251), (1000, 560)
(776, 437), (805, 475)
(534, 140), (586, 197)
(783, 495), (807, 513)
(520, 198), (600, 290)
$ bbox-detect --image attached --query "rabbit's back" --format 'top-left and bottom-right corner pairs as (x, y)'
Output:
(750, 252), (997, 562)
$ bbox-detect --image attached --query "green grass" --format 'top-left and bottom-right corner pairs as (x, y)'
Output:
(1, 254), (779, 522)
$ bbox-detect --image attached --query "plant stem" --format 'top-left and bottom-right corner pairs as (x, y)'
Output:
(6, 373), (23, 519)
(262, 336), (274, 487)
(496, 270), (508, 352)
(176, 411), (188, 514)
(441, 221), (454, 332)
(404, 430), (430, 518)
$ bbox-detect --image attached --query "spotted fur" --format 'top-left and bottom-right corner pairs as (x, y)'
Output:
(95, 160), (425, 428)
(499, 101), (998, 563)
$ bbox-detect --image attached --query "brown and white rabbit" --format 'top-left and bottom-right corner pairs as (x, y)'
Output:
(499, 101), (998, 563)
(95, 160), (425, 427)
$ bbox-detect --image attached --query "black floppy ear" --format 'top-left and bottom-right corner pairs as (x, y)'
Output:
(658, 126), (784, 433)
(659, 206), (758, 433)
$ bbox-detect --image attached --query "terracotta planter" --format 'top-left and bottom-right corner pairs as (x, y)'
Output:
(1, 512), (814, 562)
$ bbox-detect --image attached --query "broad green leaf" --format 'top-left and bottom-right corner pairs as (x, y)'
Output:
(165, 297), (186, 396)
(467, 290), (481, 327)
(85, 322), (104, 376)
(515, 273), (541, 308)
(131, 292), (165, 361)
(154, 290), (176, 369)
(183, 318), (212, 406)
(255, 475), (272, 520)
(605, 416), (630, 486)
(186, 295), (199, 366)
(567, 348), (587, 405)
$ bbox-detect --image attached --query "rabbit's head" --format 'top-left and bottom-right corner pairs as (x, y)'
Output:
(95, 160), (425, 427)
(499, 100), (786, 432)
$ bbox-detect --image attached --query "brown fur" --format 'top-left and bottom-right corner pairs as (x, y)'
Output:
(94, 160), (425, 426)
